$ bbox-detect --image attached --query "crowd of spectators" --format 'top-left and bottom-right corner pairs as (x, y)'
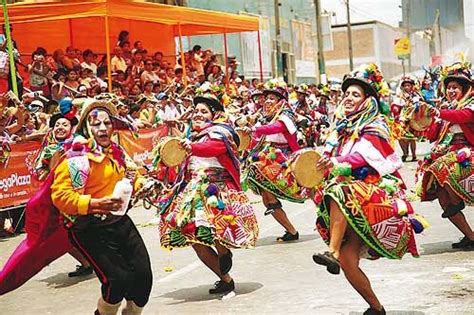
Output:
(0, 29), (267, 237)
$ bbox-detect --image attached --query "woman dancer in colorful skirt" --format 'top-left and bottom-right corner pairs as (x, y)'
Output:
(245, 79), (308, 242)
(392, 75), (425, 161)
(418, 61), (474, 249)
(158, 94), (259, 295)
(311, 64), (424, 315)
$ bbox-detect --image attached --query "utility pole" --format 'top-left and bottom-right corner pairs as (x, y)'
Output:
(2, 0), (18, 96)
(274, 0), (283, 78)
(314, 0), (326, 83)
(406, 0), (411, 72)
(346, 0), (354, 70)
(436, 9), (442, 56)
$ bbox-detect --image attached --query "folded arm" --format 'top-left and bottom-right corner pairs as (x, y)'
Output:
(334, 152), (367, 169)
(51, 159), (90, 216)
(439, 108), (474, 124)
(254, 121), (286, 136)
(191, 139), (227, 157)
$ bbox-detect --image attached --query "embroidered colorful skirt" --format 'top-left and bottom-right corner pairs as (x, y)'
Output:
(315, 176), (419, 259)
(397, 125), (427, 141)
(246, 143), (309, 203)
(420, 145), (474, 205)
(159, 168), (259, 249)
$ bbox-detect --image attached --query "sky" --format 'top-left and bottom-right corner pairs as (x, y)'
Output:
(320, 0), (402, 27)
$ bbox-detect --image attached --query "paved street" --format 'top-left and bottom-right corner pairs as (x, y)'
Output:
(0, 159), (473, 315)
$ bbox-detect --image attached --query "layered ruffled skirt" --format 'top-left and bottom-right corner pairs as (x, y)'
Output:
(315, 175), (420, 259)
(159, 168), (259, 249)
(246, 143), (309, 203)
(418, 136), (473, 205)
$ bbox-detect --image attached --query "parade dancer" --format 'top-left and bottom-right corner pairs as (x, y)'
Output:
(157, 94), (258, 295)
(393, 75), (424, 162)
(245, 79), (307, 241)
(311, 64), (424, 315)
(419, 61), (474, 249)
(295, 85), (330, 147)
(293, 85), (314, 147)
(51, 101), (152, 314)
(420, 72), (439, 107)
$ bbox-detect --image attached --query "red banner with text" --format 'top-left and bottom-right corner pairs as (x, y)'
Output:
(0, 142), (42, 210)
(117, 126), (169, 172)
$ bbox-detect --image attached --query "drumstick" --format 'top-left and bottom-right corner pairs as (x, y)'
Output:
(23, 87), (50, 103)
(177, 85), (192, 98)
(162, 81), (178, 94)
(54, 80), (82, 95)
(250, 99), (287, 150)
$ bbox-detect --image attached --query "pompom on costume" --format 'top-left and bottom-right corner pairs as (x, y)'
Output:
(417, 61), (474, 210)
(158, 94), (259, 250)
(245, 79), (310, 203)
(315, 64), (422, 260)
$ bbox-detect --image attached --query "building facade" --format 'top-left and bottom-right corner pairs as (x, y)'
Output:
(325, 21), (431, 81)
(183, 0), (319, 84)
(400, 0), (473, 65)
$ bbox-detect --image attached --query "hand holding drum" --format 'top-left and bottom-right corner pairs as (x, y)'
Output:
(236, 127), (252, 151)
(426, 104), (440, 118)
(291, 149), (332, 188)
(409, 101), (435, 132)
(153, 137), (189, 168)
(316, 155), (334, 171)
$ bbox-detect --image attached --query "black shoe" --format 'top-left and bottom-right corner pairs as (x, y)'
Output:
(401, 155), (407, 162)
(363, 307), (386, 315)
(276, 231), (299, 242)
(209, 279), (235, 294)
(312, 251), (340, 275)
(219, 251), (233, 275)
(264, 208), (275, 216)
(452, 236), (474, 249)
(68, 265), (93, 278)
(411, 156), (417, 162)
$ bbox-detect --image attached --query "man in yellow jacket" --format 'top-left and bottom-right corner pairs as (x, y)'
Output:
(51, 101), (151, 315)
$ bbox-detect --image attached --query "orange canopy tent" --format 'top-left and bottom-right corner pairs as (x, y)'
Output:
(0, 0), (262, 88)
(1, 0), (259, 54)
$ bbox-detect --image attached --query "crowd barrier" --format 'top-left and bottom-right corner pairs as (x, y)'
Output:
(0, 126), (169, 211)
